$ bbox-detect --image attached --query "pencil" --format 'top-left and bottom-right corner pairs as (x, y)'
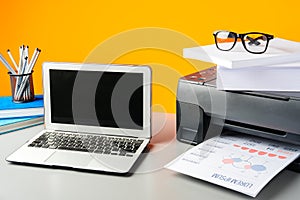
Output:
(0, 53), (16, 74)
(7, 49), (18, 71)
(15, 57), (29, 100)
(18, 46), (23, 73)
(26, 48), (41, 73)
(25, 46), (29, 67)
(27, 48), (38, 73)
(14, 56), (25, 100)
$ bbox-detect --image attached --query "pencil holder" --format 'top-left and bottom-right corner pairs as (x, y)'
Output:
(8, 71), (35, 103)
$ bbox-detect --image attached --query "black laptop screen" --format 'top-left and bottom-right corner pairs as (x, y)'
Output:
(49, 69), (143, 130)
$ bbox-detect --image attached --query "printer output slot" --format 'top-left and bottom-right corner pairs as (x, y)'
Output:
(224, 120), (287, 137)
(229, 91), (290, 101)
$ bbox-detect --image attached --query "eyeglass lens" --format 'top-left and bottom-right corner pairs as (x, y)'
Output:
(243, 33), (268, 53)
(215, 31), (236, 51)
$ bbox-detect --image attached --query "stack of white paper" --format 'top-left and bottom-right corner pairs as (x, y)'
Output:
(165, 135), (300, 197)
(183, 38), (300, 91)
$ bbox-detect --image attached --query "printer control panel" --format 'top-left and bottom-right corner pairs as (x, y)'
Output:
(181, 67), (216, 84)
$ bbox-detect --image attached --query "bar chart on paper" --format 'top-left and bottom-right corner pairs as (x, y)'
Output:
(165, 135), (300, 197)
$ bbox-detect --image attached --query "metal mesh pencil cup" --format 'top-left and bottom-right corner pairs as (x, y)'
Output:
(8, 71), (35, 103)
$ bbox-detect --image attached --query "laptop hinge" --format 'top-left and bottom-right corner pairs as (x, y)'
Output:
(53, 130), (140, 138)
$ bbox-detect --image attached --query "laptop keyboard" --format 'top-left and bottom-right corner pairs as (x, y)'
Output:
(28, 132), (144, 157)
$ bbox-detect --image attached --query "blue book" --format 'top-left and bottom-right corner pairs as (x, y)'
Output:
(0, 116), (44, 135)
(0, 95), (44, 119)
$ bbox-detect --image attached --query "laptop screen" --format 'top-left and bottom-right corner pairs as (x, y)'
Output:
(49, 69), (143, 130)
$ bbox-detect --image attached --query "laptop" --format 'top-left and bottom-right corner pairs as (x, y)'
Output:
(6, 62), (152, 174)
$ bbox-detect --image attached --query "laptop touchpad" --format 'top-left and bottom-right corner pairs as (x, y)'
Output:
(45, 152), (92, 167)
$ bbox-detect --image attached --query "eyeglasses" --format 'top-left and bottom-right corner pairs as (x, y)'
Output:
(213, 30), (274, 54)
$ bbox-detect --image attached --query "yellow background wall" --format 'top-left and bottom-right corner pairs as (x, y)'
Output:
(1, 0), (299, 113)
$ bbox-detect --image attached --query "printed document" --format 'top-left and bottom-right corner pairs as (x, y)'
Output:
(165, 134), (300, 197)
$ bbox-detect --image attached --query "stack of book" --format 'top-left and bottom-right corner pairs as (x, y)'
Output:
(0, 95), (44, 134)
(183, 38), (300, 91)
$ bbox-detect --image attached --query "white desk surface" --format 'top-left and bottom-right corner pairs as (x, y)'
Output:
(1, 113), (299, 200)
